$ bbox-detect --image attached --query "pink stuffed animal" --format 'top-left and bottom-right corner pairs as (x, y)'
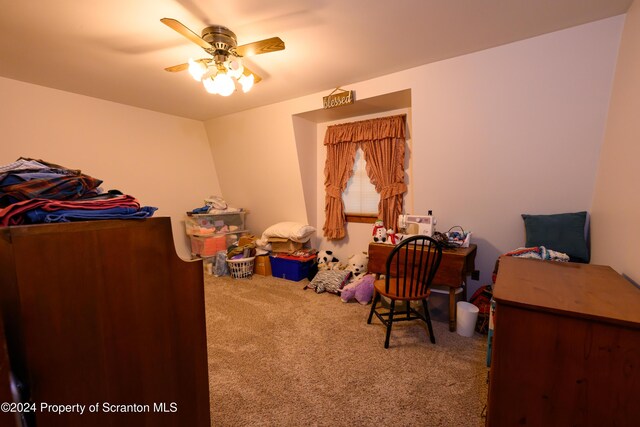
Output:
(340, 273), (375, 304)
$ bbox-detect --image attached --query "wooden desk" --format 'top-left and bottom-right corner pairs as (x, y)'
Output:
(368, 242), (477, 331)
(487, 257), (640, 425)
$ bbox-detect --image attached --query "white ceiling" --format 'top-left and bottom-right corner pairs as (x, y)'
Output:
(0, 0), (632, 121)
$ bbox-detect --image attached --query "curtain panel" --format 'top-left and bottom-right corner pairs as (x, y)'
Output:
(322, 114), (406, 240)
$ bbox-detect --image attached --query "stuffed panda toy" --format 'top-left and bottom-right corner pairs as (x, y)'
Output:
(317, 250), (341, 270)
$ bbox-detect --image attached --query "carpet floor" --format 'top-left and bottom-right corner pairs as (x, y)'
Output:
(204, 274), (488, 426)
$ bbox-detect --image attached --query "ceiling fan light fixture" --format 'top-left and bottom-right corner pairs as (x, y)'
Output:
(188, 58), (207, 81)
(162, 18), (285, 97)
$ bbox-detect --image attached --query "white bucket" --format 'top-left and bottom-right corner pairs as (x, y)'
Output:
(456, 301), (479, 337)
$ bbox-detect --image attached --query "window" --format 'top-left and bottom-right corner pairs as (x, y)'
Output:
(343, 148), (378, 223)
(322, 114), (406, 240)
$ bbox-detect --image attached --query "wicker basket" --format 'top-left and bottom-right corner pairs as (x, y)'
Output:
(226, 256), (255, 279)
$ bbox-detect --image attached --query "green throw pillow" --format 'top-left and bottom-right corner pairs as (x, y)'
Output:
(521, 211), (589, 263)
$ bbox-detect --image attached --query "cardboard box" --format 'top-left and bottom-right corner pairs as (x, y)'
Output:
(268, 237), (303, 253)
(254, 255), (272, 276)
(238, 234), (257, 247)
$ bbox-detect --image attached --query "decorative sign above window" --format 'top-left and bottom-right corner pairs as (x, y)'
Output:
(323, 88), (355, 109)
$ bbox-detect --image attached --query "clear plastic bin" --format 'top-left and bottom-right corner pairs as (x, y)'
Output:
(185, 211), (246, 236)
(190, 233), (244, 257)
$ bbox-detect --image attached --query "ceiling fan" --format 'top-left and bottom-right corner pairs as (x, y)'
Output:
(161, 18), (285, 96)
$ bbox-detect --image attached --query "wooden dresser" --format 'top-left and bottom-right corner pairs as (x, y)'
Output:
(0, 218), (211, 426)
(487, 257), (640, 426)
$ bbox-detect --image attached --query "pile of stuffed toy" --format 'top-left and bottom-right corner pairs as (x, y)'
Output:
(306, 250), (374, 304)
(306, 219), (408, 304)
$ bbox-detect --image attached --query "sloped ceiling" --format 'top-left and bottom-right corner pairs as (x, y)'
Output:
(0, 0), (633, 120)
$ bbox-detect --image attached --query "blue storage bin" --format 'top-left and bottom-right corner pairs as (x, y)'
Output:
(270, 254), (316, 282)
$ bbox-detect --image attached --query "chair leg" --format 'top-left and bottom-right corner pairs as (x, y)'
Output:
(367, 292), (380, 324)
(384, 300), (396, 349)
(422, 299), (436, 344)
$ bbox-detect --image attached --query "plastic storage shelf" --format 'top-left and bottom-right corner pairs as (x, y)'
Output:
(185, 211), (248, 258)
(185, 211), (246, 236)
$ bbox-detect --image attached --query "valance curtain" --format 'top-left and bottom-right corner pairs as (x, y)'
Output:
(323, 114), (406, 240)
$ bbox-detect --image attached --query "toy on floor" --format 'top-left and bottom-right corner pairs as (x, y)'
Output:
(340, 273), (375, 304)
(372, 220), (387, 243)
(346, 252), (368, 280)
(317, 250), (342, 270)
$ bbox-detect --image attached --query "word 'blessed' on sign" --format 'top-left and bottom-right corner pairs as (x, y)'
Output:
(323, 89), (354, 109)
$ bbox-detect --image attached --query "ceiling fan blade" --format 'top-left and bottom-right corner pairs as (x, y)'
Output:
(160, 18), (212, 50)
(234, 37), (285, 57)
(164, 58), (210, 73)
(165, 63), (189, 72)
(243, 66), (262, 84)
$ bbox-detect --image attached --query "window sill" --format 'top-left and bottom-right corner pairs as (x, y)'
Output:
(345, 213), (377, 224)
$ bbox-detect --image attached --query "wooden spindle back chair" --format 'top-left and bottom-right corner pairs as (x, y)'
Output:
(367, 235), (443, 348)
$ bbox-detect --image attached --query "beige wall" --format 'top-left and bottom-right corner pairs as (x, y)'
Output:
(408, 16), (623, 293)
(0, 77), (221, 259)
(203, 100), (311, 235)
(206, 16), (623, 296)
(591, 2), (640, 285)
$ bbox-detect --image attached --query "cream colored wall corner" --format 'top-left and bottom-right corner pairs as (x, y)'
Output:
(0, 77), (221, 259)
(203, 100), (315, 238)
(204, 16), (623, 297)
(591, 2), (640, 285)
(292, 115), (318, 238)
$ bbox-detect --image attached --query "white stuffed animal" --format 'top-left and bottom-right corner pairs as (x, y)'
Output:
(386, 229), (405, 245)
(372, 220), (387, 243)
(317, 250), (341, 270)
(346, 252), (369, 280)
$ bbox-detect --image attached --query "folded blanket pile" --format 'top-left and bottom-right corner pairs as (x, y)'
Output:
(0, 157), (157, 226)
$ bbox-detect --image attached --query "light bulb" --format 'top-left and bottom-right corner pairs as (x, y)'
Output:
(239, 73), (254, 93)
(202, 77), (218, 94)
(226, 58), (244, 79)
(214, 73), (235, 96)
(188, 58), (207, 81)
